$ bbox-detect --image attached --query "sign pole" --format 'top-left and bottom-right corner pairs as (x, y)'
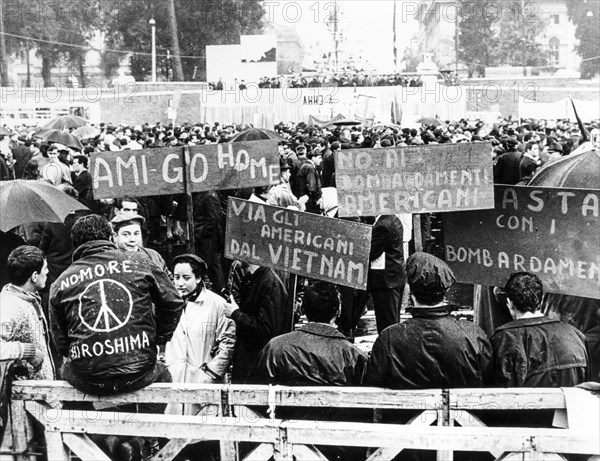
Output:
(182, 146), (195, 255)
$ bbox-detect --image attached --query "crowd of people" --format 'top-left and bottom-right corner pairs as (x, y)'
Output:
(208, 71), (424, 91)
(0, 114), (598, 461)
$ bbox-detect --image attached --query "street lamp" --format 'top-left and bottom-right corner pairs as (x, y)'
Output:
(149, 18), (156, 82)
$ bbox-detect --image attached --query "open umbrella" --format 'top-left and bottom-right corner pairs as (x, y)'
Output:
(37, 129), (83, 151)
(40, 115), (88, 131)
(228, 128), (283, 142)
(0, 180), (90, 232)
(0, 127), (11, 136)
(417, 117), (442, 126)
(72, 125), (100, 140)
(528, 147), (600, 188)
(332, 119), (362, 126)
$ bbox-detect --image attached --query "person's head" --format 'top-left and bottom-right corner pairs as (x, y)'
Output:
(115, 197), (139, 215)
(47, 144), (59, 161)
(504, 272), (543, 315)
(295, 144), (307, 157)
(111, 212), (145, 252)
(253, 185), (271, 199)
(308, 148), (323, 167)
(406, 252), (455, 306)
(302, 281), (340, 323)
(520, 156), (539, 179)
(172, 254), (208, 297)
(72, 154), (88, 172)
(525, 141), (540, 161)
(7, 245), (48, 291)
(23, 159), (40, 179)
(280, 161), (291, 183)
(71, 214), (113, 248)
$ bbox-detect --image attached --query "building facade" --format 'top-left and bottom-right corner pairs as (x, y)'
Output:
(416, 0), (581, 75)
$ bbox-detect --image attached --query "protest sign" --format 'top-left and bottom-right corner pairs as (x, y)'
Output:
(225, 198), (372, 289)
(90, 140), (279, 199)
(335, 143), (494, 217)
(444, 185), (600, 299)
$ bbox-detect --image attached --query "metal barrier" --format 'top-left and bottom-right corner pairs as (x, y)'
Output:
(4, 381), (599, 461)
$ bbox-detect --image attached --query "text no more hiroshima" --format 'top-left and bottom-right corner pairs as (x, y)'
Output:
(228, 201), (367, 287)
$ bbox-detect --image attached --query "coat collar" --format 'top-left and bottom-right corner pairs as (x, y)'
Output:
(495, 316), (558, 332)
(297, 322), (349, 340)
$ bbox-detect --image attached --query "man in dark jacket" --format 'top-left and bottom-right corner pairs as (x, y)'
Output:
(224, 263), (291, 383)
(366, 252), (492, 389)
(493, 137), (522, 185)
(491, 272), (589, 387)
(49, 214), (185, 396)
(367, 215), (406, 333)
(251, 281), (367, 461)
(252, 281), (367, 386)
(71, 154), (94, 209)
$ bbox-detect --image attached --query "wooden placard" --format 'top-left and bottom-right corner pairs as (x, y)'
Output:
(444, 185), (600, 299)
(225, 198), (372, 289)
(90, 140), (279, 199)
(335, 143), (494, 217)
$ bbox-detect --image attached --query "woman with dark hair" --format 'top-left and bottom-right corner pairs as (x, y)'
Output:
(164, 254), (236, 416)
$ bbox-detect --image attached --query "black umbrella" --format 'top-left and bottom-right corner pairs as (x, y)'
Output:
(0, 180), (89, 232)
(417, 117), (442, 126)
(228, 128), (283, 142)
(38, 129), (83, 150)
(40, 115), (88, 131)
(528, 147), (599, 188)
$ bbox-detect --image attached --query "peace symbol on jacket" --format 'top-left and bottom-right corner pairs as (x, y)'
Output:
(78, 279), (133, 333)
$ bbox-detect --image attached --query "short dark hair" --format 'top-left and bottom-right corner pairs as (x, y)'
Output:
(525, 141), (539, 152)
(7, 246), (45, 286)
(172, 254), (208, 278)
(71, 214), (113, 248)
(504, 272), (543, 313)
(72, 154), (88, 168)
(302, 281), (340, 323)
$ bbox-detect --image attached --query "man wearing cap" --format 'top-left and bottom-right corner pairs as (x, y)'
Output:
(110, 212), (169, 274)
(365, 252), (492, 389)
(268, 160), (302, 210)
(493, 136), (522, 185)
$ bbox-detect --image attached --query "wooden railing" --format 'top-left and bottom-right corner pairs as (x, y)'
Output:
(4, 381), (599, 461)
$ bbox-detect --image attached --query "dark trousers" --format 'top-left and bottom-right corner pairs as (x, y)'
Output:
(372, 285), (403, 333)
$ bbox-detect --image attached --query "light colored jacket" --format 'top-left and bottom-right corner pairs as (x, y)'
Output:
(0, 284), (55, 380)
(165, 287), (236, 415)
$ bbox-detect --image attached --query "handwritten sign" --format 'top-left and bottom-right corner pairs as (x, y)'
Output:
(335, 143), (494, 217)
(225, 198), (372, 289)
(90, 140), (279, 199)
(444, 185), (600, 299)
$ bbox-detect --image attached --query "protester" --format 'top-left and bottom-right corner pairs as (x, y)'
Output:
(364, 215), (406, 334)
(365, 252), (492, 388)
(224, 262), (291, 383)
(0, 246), (54, 380)
(71, 154), (94, 209)
(267, 160), (302, 210)
(165, 254), (235, 415)
(491, 272), (589, 387)
(49, 214), (184, 395)
(110, 212), (169, 274)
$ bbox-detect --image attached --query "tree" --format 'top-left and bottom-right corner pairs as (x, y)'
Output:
(567, 0), (600, 79)
(457, 0), (498, 77)
(495, 1), (549, 73)
(102, 0), (265, 82)
(3, 0), (100, 86)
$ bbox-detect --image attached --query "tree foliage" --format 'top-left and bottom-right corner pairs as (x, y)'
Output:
(566, 0), (600, 79)
(3, 1), (100, 86)
(103, 0), (265, 82)
(457, 0), (549, 75)
(457, 0), (498, 77)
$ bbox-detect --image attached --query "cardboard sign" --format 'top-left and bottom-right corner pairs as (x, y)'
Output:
(225, 198), (372, 289)
(90, 140), (279, 199)
(444, 185), (600, 299)
(335, 143), (494, 217)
